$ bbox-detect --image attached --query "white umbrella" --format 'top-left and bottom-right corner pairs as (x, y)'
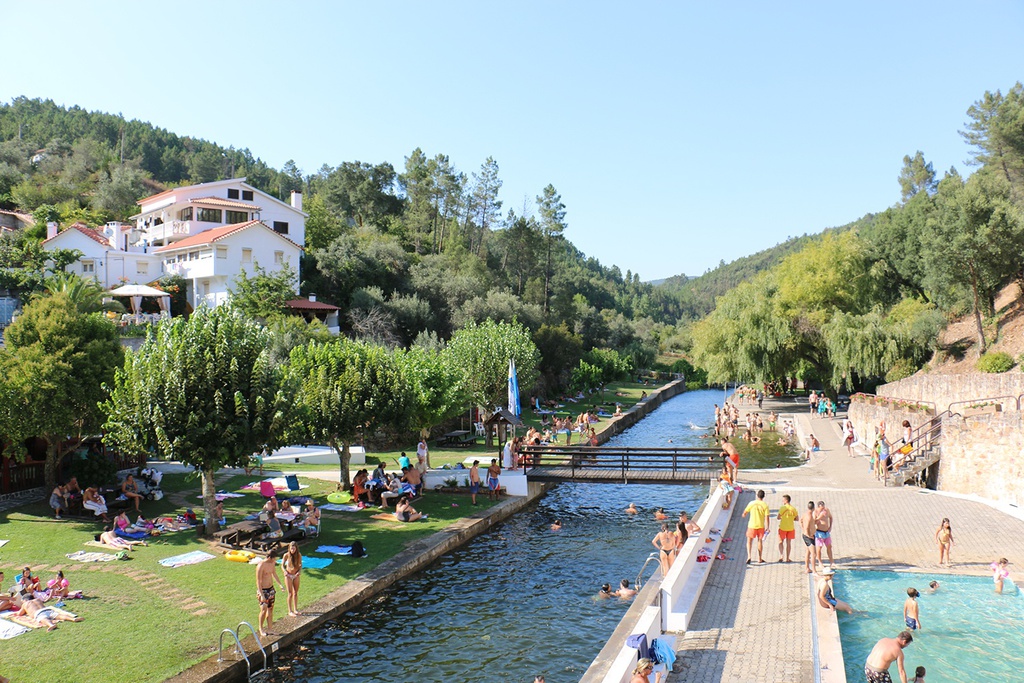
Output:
(107, 284), (168, 297)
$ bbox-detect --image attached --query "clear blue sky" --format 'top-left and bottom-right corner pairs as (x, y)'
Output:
(3, 1), (1023, 281)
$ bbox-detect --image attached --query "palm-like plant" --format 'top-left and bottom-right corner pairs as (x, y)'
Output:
(42, 272), (125, 314)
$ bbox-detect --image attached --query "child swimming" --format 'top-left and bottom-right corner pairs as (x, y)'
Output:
(991, 558), (1010, 593)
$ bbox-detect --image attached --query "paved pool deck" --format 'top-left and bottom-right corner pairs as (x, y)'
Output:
(666, 396), (1024, 683)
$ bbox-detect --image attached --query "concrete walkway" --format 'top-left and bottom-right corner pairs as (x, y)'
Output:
(666, 396), (1024, 683)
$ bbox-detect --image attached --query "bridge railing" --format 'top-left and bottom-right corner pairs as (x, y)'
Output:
(520, 445), (721, 479)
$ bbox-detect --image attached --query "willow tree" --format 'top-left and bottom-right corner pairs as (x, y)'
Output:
(286, 339), (409, 490)
(102, 306), (288, 534)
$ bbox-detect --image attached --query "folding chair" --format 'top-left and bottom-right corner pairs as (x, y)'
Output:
(285, 474), (300, 491)
(259, 480), (276, 499)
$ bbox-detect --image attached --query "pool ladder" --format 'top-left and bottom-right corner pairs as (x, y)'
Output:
(636, 551), (661, 589)
(218, 621), (270, 682)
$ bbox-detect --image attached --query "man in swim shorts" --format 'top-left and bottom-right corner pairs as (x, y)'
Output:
(776, 494), (799, 562)
(742, 489), (770, 564)
(800, 501), (818, 574)
(16, 598), (82, 632)
(256, 548), (284, 637)
(814, 500), (835, 568)
(487, 459), (501, 501)
(864, 630), (913, 683)
(469, 460), (481, 505)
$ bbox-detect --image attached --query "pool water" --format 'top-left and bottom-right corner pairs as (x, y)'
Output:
(268, 389), (797, 682)
(833, 570), (1024, 683)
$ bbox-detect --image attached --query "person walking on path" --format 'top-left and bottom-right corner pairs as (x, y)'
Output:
(777, 494), (799, 562)
(256, 548), (285, 637)
(934, 518), (954, 566)
(742, 490), (771, 564)
(864, 630), (913, 683)
(814, 500), (836, 569)
(801, 501), (819, 573)
(843, 419), (856, 456)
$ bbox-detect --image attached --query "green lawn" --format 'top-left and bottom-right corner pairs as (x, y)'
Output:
(0, 472), (498, 683)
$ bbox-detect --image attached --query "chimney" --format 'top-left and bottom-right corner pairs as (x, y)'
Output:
(308, 293), (316, 302)
(47, 222), (58, 239)
(290, 191), (303, 212)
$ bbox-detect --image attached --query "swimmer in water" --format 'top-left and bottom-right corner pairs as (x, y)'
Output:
(550, 520), (562, 531)
(654, 508), (668, 520)
(903, 587), (921, 631)
(625, 503), (637, 514)
(615, 579), (637, 598)
(927, 580), (939, 593)
(598, 583), (614, 599)
(992, 557), (1010, 593)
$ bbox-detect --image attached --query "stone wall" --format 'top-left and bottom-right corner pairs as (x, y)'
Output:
(937, 411), (1024, 505)
(848, 400), (935, 450)
(877, 373), (1024, 412)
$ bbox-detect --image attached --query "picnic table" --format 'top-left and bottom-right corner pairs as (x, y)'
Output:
(437, 430), (476, 448)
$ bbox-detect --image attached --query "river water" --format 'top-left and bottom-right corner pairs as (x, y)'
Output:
(269, 389), (797, 682)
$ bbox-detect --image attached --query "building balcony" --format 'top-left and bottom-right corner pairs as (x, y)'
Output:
(162, 255), (219, 280)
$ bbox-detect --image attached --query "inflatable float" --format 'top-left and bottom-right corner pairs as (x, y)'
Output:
(224, 550), (256, 563)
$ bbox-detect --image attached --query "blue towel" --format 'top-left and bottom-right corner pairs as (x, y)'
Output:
(116, 529), (147, 540)
(316, 545), (355, 555)
(626, 633), (649, 661)
(651, 637), (676, 668)
(301, 556), (333, 569)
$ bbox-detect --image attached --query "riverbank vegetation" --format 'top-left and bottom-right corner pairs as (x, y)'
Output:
(692, 83), (1024, 393)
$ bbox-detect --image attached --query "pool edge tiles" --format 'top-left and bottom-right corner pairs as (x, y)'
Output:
(811, 572), (849, 683)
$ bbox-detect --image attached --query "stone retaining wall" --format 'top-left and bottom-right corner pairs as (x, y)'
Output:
(593, 379), (686, 444)
(878, 373), (1024, 412)
(938, 411), (1024, 506)
(848, 401), (934, 450)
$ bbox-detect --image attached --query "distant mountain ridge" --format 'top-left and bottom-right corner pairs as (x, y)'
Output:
(654, 216), (875, 320)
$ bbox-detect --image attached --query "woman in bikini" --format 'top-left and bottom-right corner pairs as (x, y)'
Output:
(934, 518), (953, 565)
(652, 523), (679, 576)
(282, 541), (302, 617)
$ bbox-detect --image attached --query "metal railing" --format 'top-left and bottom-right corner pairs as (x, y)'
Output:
(947, 395), (1021, 416)
(885, 410), (950, 486)
(520, 445), (721, 480)
(217, 621), (268, 681)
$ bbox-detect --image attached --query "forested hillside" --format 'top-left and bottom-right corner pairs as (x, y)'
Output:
(692, 82), (1024, 394)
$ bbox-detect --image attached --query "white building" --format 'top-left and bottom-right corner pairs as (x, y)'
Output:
(42, 178), (306, 308)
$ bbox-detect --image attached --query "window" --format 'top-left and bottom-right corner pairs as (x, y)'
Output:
(188, 251), (199, 261)
(216, 246), (228, 259)
(274, 251), (284, 265)
(137, 261), (149, 275)
(153, 216), (163, 225)
(82, 260), (95, 274)
(179, 207), (193, 221)
(227, 189), (240, 199)
(197, 208), (222, 223)
(226, 210), (248, 224)
(242, 248), (252, 264)
(241, 190), (254, 201)
(273, 221), (289, 234)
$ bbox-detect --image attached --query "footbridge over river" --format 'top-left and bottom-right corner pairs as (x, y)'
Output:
(520, 445), (722, 484)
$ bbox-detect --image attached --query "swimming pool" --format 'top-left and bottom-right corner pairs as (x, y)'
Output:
(833, 569), (1024, 683)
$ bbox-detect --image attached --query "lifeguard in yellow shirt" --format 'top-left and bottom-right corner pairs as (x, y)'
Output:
(776, 494), (799, 563)
(742, 489), (771, 564)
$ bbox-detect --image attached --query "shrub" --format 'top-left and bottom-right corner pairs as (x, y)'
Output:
(885, 358), (917, 382)
(583, 348), (632, 383)
(976, 351), (1015, 374)
(69, 449), (118, 488)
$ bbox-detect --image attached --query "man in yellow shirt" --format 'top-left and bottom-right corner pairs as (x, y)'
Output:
(742, 489), (771, 564)
(776, 494), (799, 563)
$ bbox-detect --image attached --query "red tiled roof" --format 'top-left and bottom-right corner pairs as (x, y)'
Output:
(42, 222), (111, 247)
(154, 220), (303, 252)
(285, 298), (340, 311)
(189, 196), (261, 211)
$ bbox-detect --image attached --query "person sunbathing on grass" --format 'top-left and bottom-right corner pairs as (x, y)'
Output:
(16, 598), (82, 631)
(97, 526), (147, 549)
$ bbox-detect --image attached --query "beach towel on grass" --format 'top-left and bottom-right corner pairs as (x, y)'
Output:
(320, 504), (362, 512)
(196, 492), (246, 501)
(159, 550), (215, 568)
(315, 545), (362, 556)
(66, 550), (117, 563)
(0, 618), (30, 639)
(241, 477), (309, 493)
(0, 540), (9, 548)
(278, 555), (334, 569)
(5, 606), (79, 630)
(116, 529), (148, 540)
(369, 513), (422, 525)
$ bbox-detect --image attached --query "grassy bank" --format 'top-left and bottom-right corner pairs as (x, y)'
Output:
(0, 473), (498, 683)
